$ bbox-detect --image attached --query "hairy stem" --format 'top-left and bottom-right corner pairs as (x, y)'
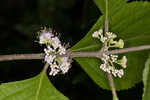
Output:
(107, 45), (150, 55)
(107, 73), (118, 99)
(0, 53), (44, 61)
(104, 0), (118, 99)
(0, 45), (150, 61)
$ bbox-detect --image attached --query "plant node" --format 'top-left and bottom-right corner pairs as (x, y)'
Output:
(92, 29), (127, 78)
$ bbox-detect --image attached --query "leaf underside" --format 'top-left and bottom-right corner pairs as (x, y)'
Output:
(0, 72), (69, 100)
(142, 55), (150, 100)
(71, 0), (150, 90)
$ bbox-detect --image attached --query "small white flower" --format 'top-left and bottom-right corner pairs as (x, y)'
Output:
(49, 67), (59, 76)
(60, 63), (70, 74)
(51, 37), (61, 49)
(92, 29), (103, 38)
(117, 69), (124, 78)
(110, 55), (118, 62)
(45, 55), (56, 64)
(59, 57), (71, 74)
(100, 36), (107, 43)
(59, 46), (66, 55)
(39, 32), (53, 44)
(106, 32), (117, 39)
(112, 71), (117, 77)
(98, 29), (103, 33)
(47, 46), (55, 52)
(92, 31), (99, 38)
(102, 54), (110, 60)
(106, 66), (111, 73)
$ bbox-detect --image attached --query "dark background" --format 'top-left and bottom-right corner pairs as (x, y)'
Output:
(0, 0), (148, 100)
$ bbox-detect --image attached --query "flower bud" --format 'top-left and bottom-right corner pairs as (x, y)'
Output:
(110, 39), (124, 48)
(92, 29), (103, 38)
(39, 32), (53, 44)
(117, 56), (127, 68)
(106, 32), (117, 39)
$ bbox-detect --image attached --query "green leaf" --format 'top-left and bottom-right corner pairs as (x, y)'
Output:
(0, 71), (69, 100)
(142, 55), (150, 100)
(71, 1), (150, 90)
(94, 0), (127, 17)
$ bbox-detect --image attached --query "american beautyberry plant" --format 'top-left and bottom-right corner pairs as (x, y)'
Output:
(0, 0), (150, 100)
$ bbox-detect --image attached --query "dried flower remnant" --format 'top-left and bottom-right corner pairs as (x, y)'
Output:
(39, 28), (71, 76)
(92, 29), (127, 78)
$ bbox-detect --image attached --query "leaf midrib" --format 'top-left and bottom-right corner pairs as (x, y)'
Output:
(35, 71), (45, 100)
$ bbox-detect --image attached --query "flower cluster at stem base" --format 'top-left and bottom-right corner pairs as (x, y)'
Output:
(92, 29), (127, 78)
(39, 28), (71, 76)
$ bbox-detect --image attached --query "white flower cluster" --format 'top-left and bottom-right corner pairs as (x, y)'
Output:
(39, 29), (71, 76)
(92, 29), (127, 78)
(100, 53), (127, 78)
